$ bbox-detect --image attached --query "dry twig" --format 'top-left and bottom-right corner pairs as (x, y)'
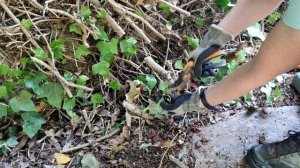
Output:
(158, 0), (191, 16)
(61, 128), (121, 153)
(31, 57), (94, 92)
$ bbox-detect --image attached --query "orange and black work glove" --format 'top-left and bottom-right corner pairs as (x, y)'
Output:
(159, 87), (218, 116)
(169, 24), (233, 90)
(162, 25), (233, 116)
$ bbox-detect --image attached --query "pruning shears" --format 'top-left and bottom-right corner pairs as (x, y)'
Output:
(169, 45), (226, 90)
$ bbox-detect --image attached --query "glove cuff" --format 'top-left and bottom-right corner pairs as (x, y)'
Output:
(200, 24), (234, 49)
(199, 88), (219, 111)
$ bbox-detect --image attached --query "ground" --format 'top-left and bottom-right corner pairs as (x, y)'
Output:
(0, 0), (299, 168)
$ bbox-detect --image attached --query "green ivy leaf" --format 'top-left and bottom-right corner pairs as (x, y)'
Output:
(215, 66), (229, 81)
(75, 45), (89, 59)
(64, 71), (73, 82)
(213, 0), (230, 10)
(201, 77), (214, 84)
(194, 17), (204, 27)
(96, 38), (118, 64)
(138, 74), (157, 92)
(0, 86), (7, 99)
(80, 5), (92, 19)
(7, 69), (23, 78)
(108, 80), (122, 91)
(63, 97), (76, 117)
(9, 90), (36, 112)
(97, 9), (107, 19)
(261, 85), (272, 97)
(120, 37), (137, 59)
(247, 23), (266, 41)
(6, 136), (18, 148)
(69, 23), (82, 35)
(50, 39), (65, 59)
(188, 37), (199, 49)
(0, 103), (7, 119)
(24, 72), (47, 95)
(21, 19), (32, 30)
(76, 75), (89, 86)
(21, 111), (46, 138)
(96, 26), (109, 41)
(91, 93), (104, 109)
(92, 61), (110, 78)
(38, 82), (64, 108)
(158, 82), (168, 91)
(274, 86), (284, 101)
(135, 10), (142, 17)
(34, 48), (48, 60)
(0, 64), (9, 75)
(174, 60), (183, 70)
(159, 2), (171, 14)
(143, 99), (167, 119)
(158, 82), (171, 94)
(227, 60), (238, 74)
(237, 49), (247, 63)
(165, 21), (172, 30)
(266, 12), (281, 25)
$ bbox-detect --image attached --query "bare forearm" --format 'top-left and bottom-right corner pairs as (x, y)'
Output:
(204, 21), (300, 106)
(218, 0), (283, 36)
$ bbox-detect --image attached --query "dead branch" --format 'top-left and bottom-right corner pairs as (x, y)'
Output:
(60, 128), (121, 153)
(27, 0), (95, 45)
(105, 10), (126, 37)
(107, 0), (166, 41)
(158, 0), (191, 16)
(89, 0), (126, 38)
(122, 101), (154, 120)
(144, 56), (175, 84)
(169, 155), (188, 168)
(30, 57), (94, 92)
(0, 0), (40, 48)
(125, 16), (151, 44)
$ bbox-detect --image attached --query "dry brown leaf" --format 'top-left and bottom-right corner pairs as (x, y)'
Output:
(55, 153), (71, 165)
(36, 101), (47, 112)
(160, 139), (176, 149)
(125, 112), (132, 127)
(45, 129), (55, 137)
(125, 80), (142, 102)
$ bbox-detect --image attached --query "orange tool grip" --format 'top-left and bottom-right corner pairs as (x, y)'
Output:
(182, 61), (194, 71)
(204, 50), (223, 61)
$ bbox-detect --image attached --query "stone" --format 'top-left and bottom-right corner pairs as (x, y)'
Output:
(192, 106), (300, 168)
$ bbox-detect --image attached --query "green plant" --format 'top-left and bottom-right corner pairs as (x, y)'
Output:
(21, 19), (32, 30)
(187, 37), (200, 49)
(69, 23), (82, 35)
(159, 2), (171, 14)
(266, 12), (281, 25)
(80, 5), (92, 19)
(120, 37), (137, 59)
(138, 74), (157, 93)
(174, 60), (183, 70)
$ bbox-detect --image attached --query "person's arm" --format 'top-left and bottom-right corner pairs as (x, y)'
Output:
(219, 0), (283, 37)
(204, 20), (300, 107)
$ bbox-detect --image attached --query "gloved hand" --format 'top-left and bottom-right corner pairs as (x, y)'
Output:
(169, 24), (233, 89)
(159, 87), (218, 116)
(189, 24), (233, 79)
